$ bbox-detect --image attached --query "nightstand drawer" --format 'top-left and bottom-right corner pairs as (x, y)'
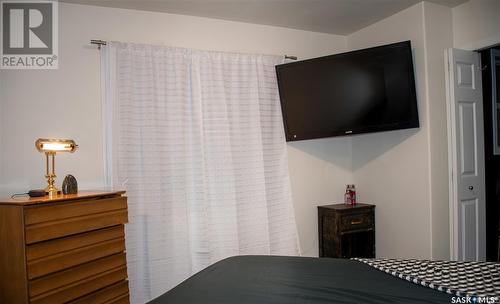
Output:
(340, 211), (373, 233)
(318, 203), (375, 258)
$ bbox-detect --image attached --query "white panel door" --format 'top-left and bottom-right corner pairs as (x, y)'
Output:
(445, 48), (486, 261)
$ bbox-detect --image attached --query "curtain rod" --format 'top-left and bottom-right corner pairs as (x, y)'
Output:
(90, 39), (298, 60)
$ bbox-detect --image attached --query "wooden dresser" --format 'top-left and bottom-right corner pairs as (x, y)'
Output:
(318, 203), (375, 258)
(0, 190), (129, 304)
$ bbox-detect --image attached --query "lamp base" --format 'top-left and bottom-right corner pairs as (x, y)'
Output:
(45, 186), (61, 198)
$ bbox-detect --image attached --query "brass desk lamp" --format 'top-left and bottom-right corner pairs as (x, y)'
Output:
(35, 138), (78, 196)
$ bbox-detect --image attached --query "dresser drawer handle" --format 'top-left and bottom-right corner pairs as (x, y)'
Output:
(350, 219), (363, 225)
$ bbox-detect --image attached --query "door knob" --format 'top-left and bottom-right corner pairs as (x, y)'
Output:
(468, 186), (474, 190)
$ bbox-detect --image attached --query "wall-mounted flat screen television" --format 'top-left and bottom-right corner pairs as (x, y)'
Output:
(276, 40), (419, 141)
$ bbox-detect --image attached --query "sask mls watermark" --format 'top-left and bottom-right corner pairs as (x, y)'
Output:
(1, 0), (58, 69)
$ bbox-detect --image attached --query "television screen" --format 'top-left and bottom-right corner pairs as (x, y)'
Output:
(276, 41), (419, 141)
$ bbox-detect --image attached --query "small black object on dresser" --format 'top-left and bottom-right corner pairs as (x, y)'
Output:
(62, 174), (78, 194)
(318, 203), (375, 258)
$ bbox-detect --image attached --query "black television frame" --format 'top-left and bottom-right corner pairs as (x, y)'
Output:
(276, 40), (419, 142)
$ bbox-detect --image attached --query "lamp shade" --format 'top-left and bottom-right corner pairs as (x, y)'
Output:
(35, 138), (78, 153)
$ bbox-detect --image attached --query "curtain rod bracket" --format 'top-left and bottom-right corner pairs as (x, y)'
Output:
(91, 39), (107, 50)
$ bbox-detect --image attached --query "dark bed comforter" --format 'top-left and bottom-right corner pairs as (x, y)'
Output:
(149, 255), (453, 304)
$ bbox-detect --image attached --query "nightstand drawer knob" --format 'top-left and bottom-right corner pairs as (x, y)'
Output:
(351, 219), (363, 225)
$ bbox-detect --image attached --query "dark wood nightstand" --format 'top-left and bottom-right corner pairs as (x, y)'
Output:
(318, 203), (375, 258)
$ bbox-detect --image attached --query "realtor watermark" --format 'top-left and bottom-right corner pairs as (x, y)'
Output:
(1, 0), (58, 69)
(451, 296), (499, 303)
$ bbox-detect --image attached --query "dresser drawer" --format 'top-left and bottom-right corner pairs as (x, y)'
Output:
(24, 197), (127, 225)
(30, 266), (128, 304)
(24, 197), (128, 244)
(29, 253), (127, 298)
(27, 232), (126, 279)
(340, 211), (373, 233)
(26, 225), (124, 261)
(69, 281), (129, 304)
(105, 295), (130, 304)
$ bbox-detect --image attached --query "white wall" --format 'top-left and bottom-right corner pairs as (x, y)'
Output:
(452, 0), (500, 50)
(347, 2), (444, 259)
(0, 2), (348, 256)
(422, 1), (454, 260)
(348, 3), (432, 259)
(288, 138), (353, 255)
(345, 0), (500, 259)
(5, 0), (491, 260)
(345, 1), (461, 260)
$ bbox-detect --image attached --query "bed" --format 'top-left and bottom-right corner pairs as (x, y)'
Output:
(148, 255), (472, 304)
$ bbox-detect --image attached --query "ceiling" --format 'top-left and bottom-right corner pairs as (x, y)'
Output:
(60, 0), (468, 35)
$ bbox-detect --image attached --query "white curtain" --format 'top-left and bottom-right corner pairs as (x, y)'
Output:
(101, 42), (299, 304)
